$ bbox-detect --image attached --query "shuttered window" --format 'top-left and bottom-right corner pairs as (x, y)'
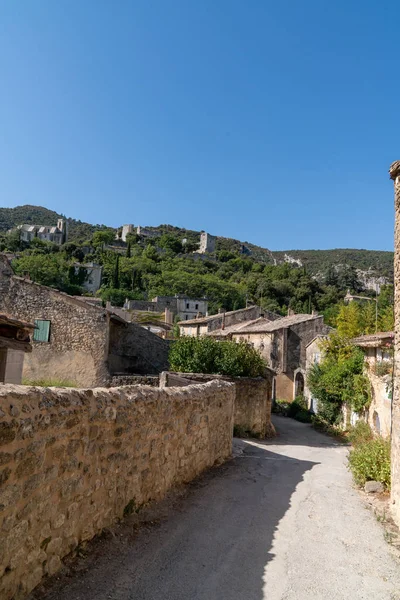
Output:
(33, 319), (51, 343)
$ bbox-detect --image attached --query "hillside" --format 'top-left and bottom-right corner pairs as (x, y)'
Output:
(0, 205), (105, 242)
(0, 204), (394, 283)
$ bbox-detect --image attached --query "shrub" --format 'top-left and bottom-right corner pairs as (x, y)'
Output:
(287, 395), (307, 418)
(169, 337), (266, 378)
(373, 361), (393, 377)
(347, 420), (373, 447)
(348, 437), (391, 488)
(307, 337), (370, 425)
(273, 399), (290, 416)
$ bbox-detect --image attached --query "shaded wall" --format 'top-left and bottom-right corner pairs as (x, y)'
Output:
(160, 371), (275, 438)
(108, 321), (170, 375)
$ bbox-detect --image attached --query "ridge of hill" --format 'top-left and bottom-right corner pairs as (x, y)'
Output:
(0, 204), (394, 282)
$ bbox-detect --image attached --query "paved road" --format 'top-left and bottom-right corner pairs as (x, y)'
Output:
(32, 417), (400, 600)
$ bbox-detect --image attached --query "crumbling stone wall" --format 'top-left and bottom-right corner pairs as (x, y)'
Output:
(0, 380), (234, 599)
(160, 372), (275, 438)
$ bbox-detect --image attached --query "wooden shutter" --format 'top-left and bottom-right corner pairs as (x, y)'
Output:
(33, 320), (51, 342)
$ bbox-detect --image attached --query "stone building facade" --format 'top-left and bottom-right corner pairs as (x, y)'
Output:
(352, 332), (393, 438)
(74, 262), (103, 294)
(125, 295), (208, 321)
(390, 160), (400, 527)
(16, 218), (68, 245)
(233, 314), (330, 402)
(0, 255), (170, 386)
(178, 305), (271, 337)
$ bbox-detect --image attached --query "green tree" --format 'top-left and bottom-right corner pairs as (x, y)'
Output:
(92, 229), (115, 247)
(336, 303), (362, 338)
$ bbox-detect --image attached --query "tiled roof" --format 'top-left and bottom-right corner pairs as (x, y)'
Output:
(206, 322), (254, 337)
(235, 313), (320, 334)
(351, 332), (394, 346)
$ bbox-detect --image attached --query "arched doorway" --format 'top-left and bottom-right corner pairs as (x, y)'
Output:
(294, 371), (305, 399)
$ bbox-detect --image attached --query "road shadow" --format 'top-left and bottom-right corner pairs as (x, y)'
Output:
(30, 436), (319, 600)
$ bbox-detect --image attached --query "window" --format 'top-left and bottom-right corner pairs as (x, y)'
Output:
(195, 303), (199, 310)
(186, 303), (189, 309)
(185, 315), (188, 320)
(33, 319), (51, 343)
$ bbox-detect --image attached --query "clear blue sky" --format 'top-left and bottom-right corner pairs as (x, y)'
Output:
(0, 1), (398, 250)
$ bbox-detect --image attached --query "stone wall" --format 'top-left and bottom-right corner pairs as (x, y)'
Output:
(109, 375), (159, 387)
(0, 380), (234, 599)
(108, 321), (170, 375)
(160, 371), (275, 438)
(390, 160), (400, 527)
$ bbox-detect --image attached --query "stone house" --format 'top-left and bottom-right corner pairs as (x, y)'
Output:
(125, 295), (209, 322)
(351, 332), (394, 438)
(232, 313), (330, 402)
(0, 314), (34, 384)
(0, 255), (169, 386)
(16, 218), (68, 245)
(74, 262), (103, 293)
(178, 305), (269, 337)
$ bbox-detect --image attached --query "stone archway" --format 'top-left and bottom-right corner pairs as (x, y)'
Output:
(294, 370), (305, 399)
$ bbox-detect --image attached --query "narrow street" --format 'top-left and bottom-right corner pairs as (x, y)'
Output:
(32, 417), (400, 600)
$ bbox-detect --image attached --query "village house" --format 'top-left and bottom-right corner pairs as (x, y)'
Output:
(178, 305), (271, 337)
(125, 295), (208, 322)
(16, 218), (68, 245)
(74, 262), (103, 293)
(232, 313), (330, 402)
(303, 334), (329, 413)
(0, 314), (34, 384)
(351, 331), (394, 437)
(0, 255), (169, 386)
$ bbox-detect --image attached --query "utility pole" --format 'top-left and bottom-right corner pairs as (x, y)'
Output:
(375, 283), (379, 334)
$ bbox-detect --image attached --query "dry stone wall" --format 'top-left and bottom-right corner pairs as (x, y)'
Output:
(0, 381), (234, 599)
(160, 372), (275, 438)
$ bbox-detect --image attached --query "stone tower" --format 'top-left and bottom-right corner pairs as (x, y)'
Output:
(390, 160), (400, 526)
(199, 232), (216, 254)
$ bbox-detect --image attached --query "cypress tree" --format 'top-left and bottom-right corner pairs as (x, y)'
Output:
(112, 254), (120, 289)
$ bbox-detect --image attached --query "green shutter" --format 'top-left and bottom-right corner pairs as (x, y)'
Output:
(33, 320), (51, 342)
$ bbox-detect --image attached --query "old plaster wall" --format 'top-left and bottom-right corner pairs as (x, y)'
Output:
(0, 268), (109, 387)
(391, 161), (400, 527)
(160, 371), (275, 438)
(366, 372), (392, 438)
(107, 321), (170, 375)
(0, 380), (234, 599)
